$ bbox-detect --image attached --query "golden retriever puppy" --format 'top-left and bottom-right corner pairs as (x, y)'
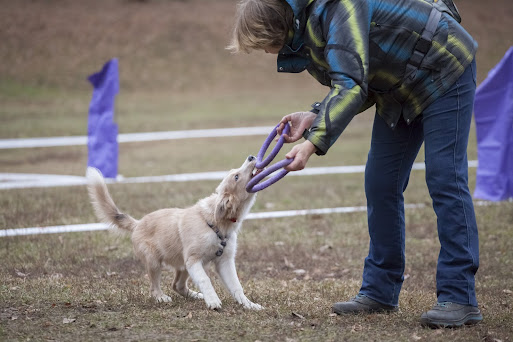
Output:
(86, 156), (262, 310)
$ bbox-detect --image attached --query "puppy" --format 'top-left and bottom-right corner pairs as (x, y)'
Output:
(86, 156), (262, 310)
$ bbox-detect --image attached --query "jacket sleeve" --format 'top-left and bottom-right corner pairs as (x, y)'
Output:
(305, 0), (370, 155)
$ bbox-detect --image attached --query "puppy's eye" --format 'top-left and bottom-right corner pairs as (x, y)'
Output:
(235, 174), (239, 181)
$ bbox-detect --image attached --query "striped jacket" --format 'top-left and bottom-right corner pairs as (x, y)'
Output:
(278, 0), (477, 155)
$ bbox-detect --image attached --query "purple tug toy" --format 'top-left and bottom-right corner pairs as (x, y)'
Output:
(246, 123), (293, 193)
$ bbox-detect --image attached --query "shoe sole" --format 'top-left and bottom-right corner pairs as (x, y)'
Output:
(420, 313), (483, 328)
(333, 307), (398, 315)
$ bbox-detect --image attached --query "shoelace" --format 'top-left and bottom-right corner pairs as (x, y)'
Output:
(435, 302), (452, 308)
(353, 294), (367, 300)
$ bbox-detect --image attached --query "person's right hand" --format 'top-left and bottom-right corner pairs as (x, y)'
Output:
(276, 111), (317, 143)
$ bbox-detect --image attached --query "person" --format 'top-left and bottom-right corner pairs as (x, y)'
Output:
(229, 0), (482, 328)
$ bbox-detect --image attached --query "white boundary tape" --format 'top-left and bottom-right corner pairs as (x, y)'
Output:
(0, 126), (274, 149)
(1, 201), (500, 238)
(0, 160), (478, 190)
(1, 204), (428, 237)
(0, 126), (486, 237)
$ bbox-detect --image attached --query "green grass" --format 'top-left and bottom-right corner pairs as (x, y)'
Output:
(1, 0), (513, 340)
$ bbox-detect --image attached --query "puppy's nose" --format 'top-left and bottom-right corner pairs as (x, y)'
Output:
(248, 155), (255, 161)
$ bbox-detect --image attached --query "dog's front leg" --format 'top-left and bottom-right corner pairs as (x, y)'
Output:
(216, 257), (263, 310)
(186, 261), (222, 310)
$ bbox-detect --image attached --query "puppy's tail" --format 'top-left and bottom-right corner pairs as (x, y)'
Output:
(86, 167), (138, 233)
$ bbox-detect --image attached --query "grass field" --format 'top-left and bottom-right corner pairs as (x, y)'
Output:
(1, 0), (513, 341)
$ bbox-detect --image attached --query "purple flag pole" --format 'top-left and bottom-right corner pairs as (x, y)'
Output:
(473, 47), (513, 201)
(87, 59), (119, 179)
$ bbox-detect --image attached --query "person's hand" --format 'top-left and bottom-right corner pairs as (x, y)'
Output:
(284, 140), (317, 171)
(276, 111), (317, 143)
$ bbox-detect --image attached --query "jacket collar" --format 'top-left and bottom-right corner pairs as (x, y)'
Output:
(281, 0), (315, 51)
(284, 0), (313, 18)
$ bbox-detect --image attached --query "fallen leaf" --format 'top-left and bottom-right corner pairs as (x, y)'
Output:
(50, 273), (63, 280)
(412, 333), (421, 341)
(319, 244), (332, 253)
(62, 318), (76, 324)
(503, 289), (512, 295)
(291, 312), (305, 320)
(293, 269), (306, 276)
(11, 316), (18, 321)
(177, 312), (193, 319)
(351, 324), (363, 333)
(15, 269), (29, 278)
(283, 257), (295, 269)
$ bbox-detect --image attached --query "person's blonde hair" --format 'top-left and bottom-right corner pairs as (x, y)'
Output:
(228, 0), (294, 53)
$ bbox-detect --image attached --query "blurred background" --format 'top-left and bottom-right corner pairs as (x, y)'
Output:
(1, 0), (511, 139)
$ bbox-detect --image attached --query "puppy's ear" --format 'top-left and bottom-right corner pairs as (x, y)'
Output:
(215, 192), (239, 222)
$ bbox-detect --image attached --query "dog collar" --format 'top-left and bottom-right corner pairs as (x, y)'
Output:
(207, 223), (227, 257)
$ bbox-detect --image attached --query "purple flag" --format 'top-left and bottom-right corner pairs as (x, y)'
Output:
(87, 59), (119, 179)
(473, 47), (513, 201)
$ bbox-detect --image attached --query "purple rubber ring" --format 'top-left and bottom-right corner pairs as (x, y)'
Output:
(246, 123), (293, 193)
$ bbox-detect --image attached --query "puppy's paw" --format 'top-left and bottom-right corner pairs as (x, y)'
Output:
(242, 299), (264, 310)
(155, 294), (172, 303)
(205, 296), (222, 310)
(235, 293), (263, 310)
(188, 290), (204, 300)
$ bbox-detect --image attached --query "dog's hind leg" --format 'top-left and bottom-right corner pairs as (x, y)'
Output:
(147, 262), (172, 303)
(172, 269), (203, 300)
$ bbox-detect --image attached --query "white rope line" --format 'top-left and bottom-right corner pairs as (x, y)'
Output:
(0, 160), (478, 190)
(0, 124), (484, 236)
(0, 126), (274, 149)
(0, 201), (499, 238)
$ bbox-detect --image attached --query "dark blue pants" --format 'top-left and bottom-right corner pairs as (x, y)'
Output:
(360, 60), (479, 307)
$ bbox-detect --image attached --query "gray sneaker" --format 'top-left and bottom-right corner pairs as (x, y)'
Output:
(332, 294), (398, 314)
(420, 302), (483, 328)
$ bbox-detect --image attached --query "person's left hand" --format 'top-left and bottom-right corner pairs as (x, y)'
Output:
(284, 140), (317, 171)
(276, 111), (317, 143)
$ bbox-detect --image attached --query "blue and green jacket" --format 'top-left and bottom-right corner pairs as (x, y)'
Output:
(278, 0), (477, 155)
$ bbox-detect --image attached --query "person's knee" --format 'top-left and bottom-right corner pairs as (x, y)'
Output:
(425, 162), (464, 197)
(365, 171), (397, 200)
